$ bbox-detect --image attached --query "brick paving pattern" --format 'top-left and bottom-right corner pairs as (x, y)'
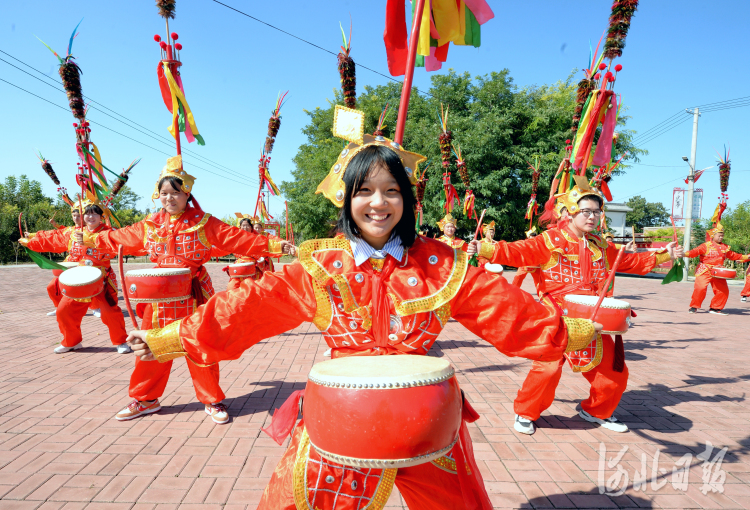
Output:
(1, 263), (749, 509)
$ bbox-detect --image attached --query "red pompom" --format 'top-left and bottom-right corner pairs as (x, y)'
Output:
(614, 64), (623, 72)
(565, 139), (571, 144)
(73, 123), (78, 127)
(171, 32), (178, 40)
(175, 43), (183, 50)
(594, 73), (600, 80)
(159, 41), (167, 49)
(598, 62), (607, 70)
(605, 72), (614, 80)
(609, 76), (616, 82)
(153, 35), (161, 42)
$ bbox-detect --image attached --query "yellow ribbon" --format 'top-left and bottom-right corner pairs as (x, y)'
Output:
(417, 0), (431, 57)
(162, 63), (202, 140)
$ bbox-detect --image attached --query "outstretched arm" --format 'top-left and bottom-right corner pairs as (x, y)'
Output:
(484, 235), (553, 268)
(93, 220), (149, 256)
(19, 227), (71, 253)
(205, 217), (283, 258)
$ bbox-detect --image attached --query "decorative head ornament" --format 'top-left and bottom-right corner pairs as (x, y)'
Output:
(482, 220), (495, 235)
(437, 213), (458, 231)
(554, 175), (604, 215)
(152, 155), (195, 199)
(316, 106), (426, 207)
(234, 212), (261, 227)
(525, 226), (538, 238)
(707, 222), (724, 239)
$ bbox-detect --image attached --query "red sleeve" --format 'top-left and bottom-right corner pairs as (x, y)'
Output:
(726, 250), (749, 262)
(204, 217), (274, 258)
(25, 228), (71, 253)
(178, 262), (316, 364)
(686, 243), (706, 259)
(94, 220), (148, 256)
(489, 235), (552, 267)
(450, 265), (567, 362)
(606, 243), (660, 275)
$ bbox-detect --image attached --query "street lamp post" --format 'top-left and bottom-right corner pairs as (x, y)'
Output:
(682, 107), (700, 281)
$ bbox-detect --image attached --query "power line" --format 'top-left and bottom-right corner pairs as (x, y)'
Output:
(690, 94), (750, 110)
(209, 0), (438, 101)
(634, 116), (691, 146)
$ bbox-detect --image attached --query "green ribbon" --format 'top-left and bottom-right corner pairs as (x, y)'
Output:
(661, 258), (685, 285)
(24, 247), (67, 270)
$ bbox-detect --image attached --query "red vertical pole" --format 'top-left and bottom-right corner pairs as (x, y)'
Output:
(393, 0), (426, 145)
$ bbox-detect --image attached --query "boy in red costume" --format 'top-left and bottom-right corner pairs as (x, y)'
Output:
(471, 178), (684, 435)
(436, 213), (467, 250)
(686, 222), (749, 314)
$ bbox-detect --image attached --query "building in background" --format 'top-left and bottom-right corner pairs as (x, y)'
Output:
(604, 202), (633, 237)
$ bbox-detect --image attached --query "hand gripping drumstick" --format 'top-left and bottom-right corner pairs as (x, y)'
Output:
(118, 245), (139, 329)
(589, 245), (625, 321)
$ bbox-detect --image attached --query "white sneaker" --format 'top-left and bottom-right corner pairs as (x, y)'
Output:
(54, 343), (83, 354)
(116, 344), (132, 354)
(205, 403), (229, 424)
(47, 310), (57, 316)
(513, 414), (536, 435)
(92, 309), (101, 318)
(579, 410), (629, 432)
(742, 296), (747, 303)
(324, 348), (332, 357)
(709, 308), (728, 316)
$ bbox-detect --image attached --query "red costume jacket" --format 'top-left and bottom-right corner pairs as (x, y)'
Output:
(485, 226), (671, 372)
(686, 241), (748, 277)
(436, 235), (467, 251)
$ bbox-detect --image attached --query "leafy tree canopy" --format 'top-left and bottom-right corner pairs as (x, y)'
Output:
(624, 195), (670, 233)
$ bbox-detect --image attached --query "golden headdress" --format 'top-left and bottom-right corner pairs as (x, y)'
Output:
(316, 106), (426, 207)
(554, 175), (604, 215)
(707, 221), (724, 238)
(437, 213), (458, 231)
(482, 220), (495, 235)
(234, 212), (262, 226)
(525, 226), (538, 238)
(71, 190), (112, 220)
(151, 155), (196, 199)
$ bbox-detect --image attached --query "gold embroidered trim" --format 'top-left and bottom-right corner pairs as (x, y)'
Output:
(388, 248), (469, 317)
(478, 241), (494, 260)
(369, 258), (385, 271)
(569, 333), (603, 373)
(430, 455), (470, 475)
(563, 317), (596, 353)
(298, 238), (360, 313)
(292, 428), (396, 510)
(653, 251), (671, 266)
(146, 321), (185, 362)
(268, 238), (283, 255)
(311, 280), (333, 331)
(18, 237), (29, 247)
(434, 302), (450, 326)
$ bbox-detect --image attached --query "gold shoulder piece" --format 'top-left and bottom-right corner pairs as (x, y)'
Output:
(478, 241), (495, 260)
(562, 317), (596, 353)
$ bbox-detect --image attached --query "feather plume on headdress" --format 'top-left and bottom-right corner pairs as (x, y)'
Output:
(338, 21), (356, 109)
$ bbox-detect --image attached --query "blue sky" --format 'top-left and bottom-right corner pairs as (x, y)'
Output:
(1, 0), (747, 225)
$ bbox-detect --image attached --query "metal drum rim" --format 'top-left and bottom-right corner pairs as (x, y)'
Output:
(310, 434), (458, 469)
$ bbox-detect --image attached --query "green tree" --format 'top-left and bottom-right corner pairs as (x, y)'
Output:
(721, 200), (750, 254)
(282, 70), (646, 241)
(625, 195), (670, 233)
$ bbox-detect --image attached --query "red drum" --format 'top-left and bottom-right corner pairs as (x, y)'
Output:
(227, 262), (256, 278)
(564, 294), (631, 335)
(58, 266), (104, 300)
(52, 261), (80, 277)
(124, 268), (192, 303)
(711, 267), (736, 279)
(303, 356), (462, 468)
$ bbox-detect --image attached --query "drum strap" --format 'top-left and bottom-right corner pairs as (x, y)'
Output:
(613, 335), (625, 373)
(191, 266), (207, 306)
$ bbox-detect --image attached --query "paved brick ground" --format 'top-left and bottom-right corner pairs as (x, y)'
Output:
(1, 263), (749, 510)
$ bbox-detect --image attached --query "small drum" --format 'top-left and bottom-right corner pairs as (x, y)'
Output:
(58, 266), (104, 300)
(227, 262), (256, 278)
(303, 356), (462, 468)
(52, 261), (80, 277)
(124, 268), (192, 303)
(711, 267), (736, 280)
(484, 263), (503, 274)
(564, 294), (631, 335)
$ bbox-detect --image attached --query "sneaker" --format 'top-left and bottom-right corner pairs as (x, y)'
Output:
(709, 308), (728, 315)
(688, 307), (697, 314)
(92, 308), (101, 318)
(47, 310), (57, 316)
(115, 399), (161, 421)
(54, 343), (83, 354)
(742, 296), (748, 303)
(116, 344), (132, 354)
(205, 403), (230, 424)
(513, 414), (535, 435)
(324, 348), (332, 357)
(579, 410), (629, 432)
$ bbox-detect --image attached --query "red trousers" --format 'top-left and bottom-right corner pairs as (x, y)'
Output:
(690, 272), (729, 309)
(514, 334), (629, 421)
(258, 423), (472, 510)
(741, 272), (750, 297)
(47, 277), (62, 307)
(56, 287), (127, 347)
(512, 268), (529, 288)
(128, 303), (224, 405)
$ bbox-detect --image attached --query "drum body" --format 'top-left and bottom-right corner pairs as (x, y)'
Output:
(124, 268), (192, 303)
(303, 356), (462, 469)
(228, 262), (256, 278)
(52, 261), (80, 277)
(564, 294), (631, 335)
(711, 267), (736, 279)
(58, 266), (104, 300)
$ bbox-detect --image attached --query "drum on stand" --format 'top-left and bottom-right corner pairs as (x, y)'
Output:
(58, 266), (105, 300)
(52, 261), (80, 277)
(711, 267), (736, 280)
(564, 294), (631, 335)
(227, 262), (256, 279)
(303, 355), (462, 468)
(124, 268), (192, 303)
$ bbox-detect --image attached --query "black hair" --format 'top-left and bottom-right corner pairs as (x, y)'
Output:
(239, 218), (252, 228)
(336, 145), (417, 248)
(158, 175), (201, 210)
(84, 204), (104, 216)
(578, 194), (604, 209)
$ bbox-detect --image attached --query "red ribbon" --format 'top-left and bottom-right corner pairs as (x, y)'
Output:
(262, 389), (305, 446)
(370, 256), (398, 348)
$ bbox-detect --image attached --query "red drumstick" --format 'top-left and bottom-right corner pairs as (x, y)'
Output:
(669, 216), (679, 244)
(472, 209), (487, 242)
(18, 212), (23, 238)
(589, 245), (625, 321)
(118, 245), (139, 329)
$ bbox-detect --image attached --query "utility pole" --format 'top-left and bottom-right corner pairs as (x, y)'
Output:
(683, 107), (700, 280)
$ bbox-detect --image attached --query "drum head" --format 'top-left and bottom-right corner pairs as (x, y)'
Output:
(60, 262), (79, 269)
(59, 266), (102, 286)
(126, 268), (191, 277)
(230, 262), (255, 267)
(308, 356), (454, 388)
(564, 294), (630, 309)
